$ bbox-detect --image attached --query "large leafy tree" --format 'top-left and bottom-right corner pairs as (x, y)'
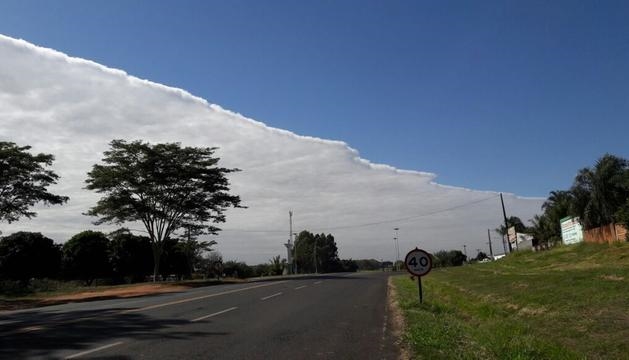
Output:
(0, 232), (62, 285)
(62, 231), (111, 286)
(294, 231), (341, 273)
(0, 142), (68, 224)
(85, 140), (242, 280)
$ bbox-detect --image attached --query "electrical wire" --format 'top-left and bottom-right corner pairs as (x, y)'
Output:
(219, 194), (499, 233)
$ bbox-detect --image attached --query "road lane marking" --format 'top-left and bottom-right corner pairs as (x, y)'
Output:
(314, 281), (322, 285)
(14, 325), (46, 333)
(65, 341), (124, 359)
(3, 281), (289, 336)
(260, 292), (282, 301)
(121, 280), (287, 313)
(190, 307), (238, 322)
(294, 285), (307, 290)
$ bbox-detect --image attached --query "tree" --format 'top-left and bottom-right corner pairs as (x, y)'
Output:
(354, 259), (382, 271)
(176, 227), (217, 279)
(268, 255), (286, 276)
(62, 231), (111, 285)
(570, 154), (629, 229)
(0, 232), (61, 285)
(529, 190), (573, 246)
(294, 231), (341, 273)
(108, 228), (153, 283)
(432, 250), (467, 268)
(495, 216), (528, 236)
(222, 260), (254, 279)
(0, 142), (68, 224)
(85, 140), (243, 280)
(200, 251), (224, 279)
(339, 259), (358, 272)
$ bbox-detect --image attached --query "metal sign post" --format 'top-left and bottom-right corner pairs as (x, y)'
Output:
(404, 248), (432, 304)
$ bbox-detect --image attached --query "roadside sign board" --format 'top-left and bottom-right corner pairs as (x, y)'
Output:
(508, 226), (517, 244)
(404, 248), (432, 277)
(560, 217), (584, 245)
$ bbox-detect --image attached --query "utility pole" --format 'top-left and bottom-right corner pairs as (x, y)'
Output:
(289, 210), (295, 274)
(394, 227), (400, 271)
(500, 193), (512, 253)
(293, 232), (298, 274)
(313, 236), (318, 274)
(463, 244), (467, 261)
(487, 229), (494, 259)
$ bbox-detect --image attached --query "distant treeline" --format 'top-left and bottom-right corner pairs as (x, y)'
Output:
(0, 229), (376, 291)
(0, 230), (202, 287)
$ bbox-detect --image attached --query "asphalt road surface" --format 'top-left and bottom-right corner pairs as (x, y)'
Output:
(0, 272), (400, 359)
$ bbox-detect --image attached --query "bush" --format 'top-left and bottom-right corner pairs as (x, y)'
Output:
(223, 261), (254, 279)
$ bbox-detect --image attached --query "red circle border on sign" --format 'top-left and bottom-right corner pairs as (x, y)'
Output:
(404, 248), (432, 277)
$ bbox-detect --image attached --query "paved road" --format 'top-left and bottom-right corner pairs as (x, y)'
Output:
(0, 272), (399, 359)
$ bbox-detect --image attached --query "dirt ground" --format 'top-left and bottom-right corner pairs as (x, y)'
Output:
(0, 283), (190, 312)
(45, 283), (189, 302)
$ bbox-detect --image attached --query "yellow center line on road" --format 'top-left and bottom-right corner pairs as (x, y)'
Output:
(121, 280), (288, 314)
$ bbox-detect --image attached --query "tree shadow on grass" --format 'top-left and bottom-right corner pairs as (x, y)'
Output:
(0, 307), (228, 359)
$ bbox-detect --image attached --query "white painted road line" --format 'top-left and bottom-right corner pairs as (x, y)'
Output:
(122, 281), (287, 313)
(295, 285), (307, 290)
(65, 341), (124, 359)
(314, 281), (323, 285)
(260, 292), (283, 301)
(4, 281), (289, 337)
(190, 307), (238, 322)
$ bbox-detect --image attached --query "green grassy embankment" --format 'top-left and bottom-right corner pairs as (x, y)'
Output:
(393, 242), (629, 359)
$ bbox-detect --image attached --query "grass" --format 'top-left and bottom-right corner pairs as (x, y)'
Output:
(393, 242), (629, 359)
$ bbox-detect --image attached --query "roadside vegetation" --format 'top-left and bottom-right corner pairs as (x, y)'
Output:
(508, 154), (629, 247)
(393, 242), (629, 359)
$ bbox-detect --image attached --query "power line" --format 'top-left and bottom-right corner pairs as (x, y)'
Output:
(220, 194), (499, 233)
(36, 194), (499, 236)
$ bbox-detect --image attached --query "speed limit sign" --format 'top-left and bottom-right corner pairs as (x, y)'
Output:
(404, 248), (432, 303)
(405, 248), (432, 277)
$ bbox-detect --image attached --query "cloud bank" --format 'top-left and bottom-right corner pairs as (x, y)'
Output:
(0, 35), (543, 263)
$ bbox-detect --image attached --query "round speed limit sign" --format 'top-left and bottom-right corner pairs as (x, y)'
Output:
(405, 248), (432, 277)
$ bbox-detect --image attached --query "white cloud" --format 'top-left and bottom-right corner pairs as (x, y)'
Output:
(0, 35), (543, 264)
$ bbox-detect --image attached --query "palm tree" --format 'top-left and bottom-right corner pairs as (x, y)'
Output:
(570, 154), (629, 229)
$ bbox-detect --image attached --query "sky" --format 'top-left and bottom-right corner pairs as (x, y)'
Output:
(0, 1), (627, 263)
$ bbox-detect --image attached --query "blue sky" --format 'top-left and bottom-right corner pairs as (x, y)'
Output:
(1, 0), (628, 197)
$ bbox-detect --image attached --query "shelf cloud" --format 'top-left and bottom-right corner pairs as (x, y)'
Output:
(0, 35), (543, 263)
